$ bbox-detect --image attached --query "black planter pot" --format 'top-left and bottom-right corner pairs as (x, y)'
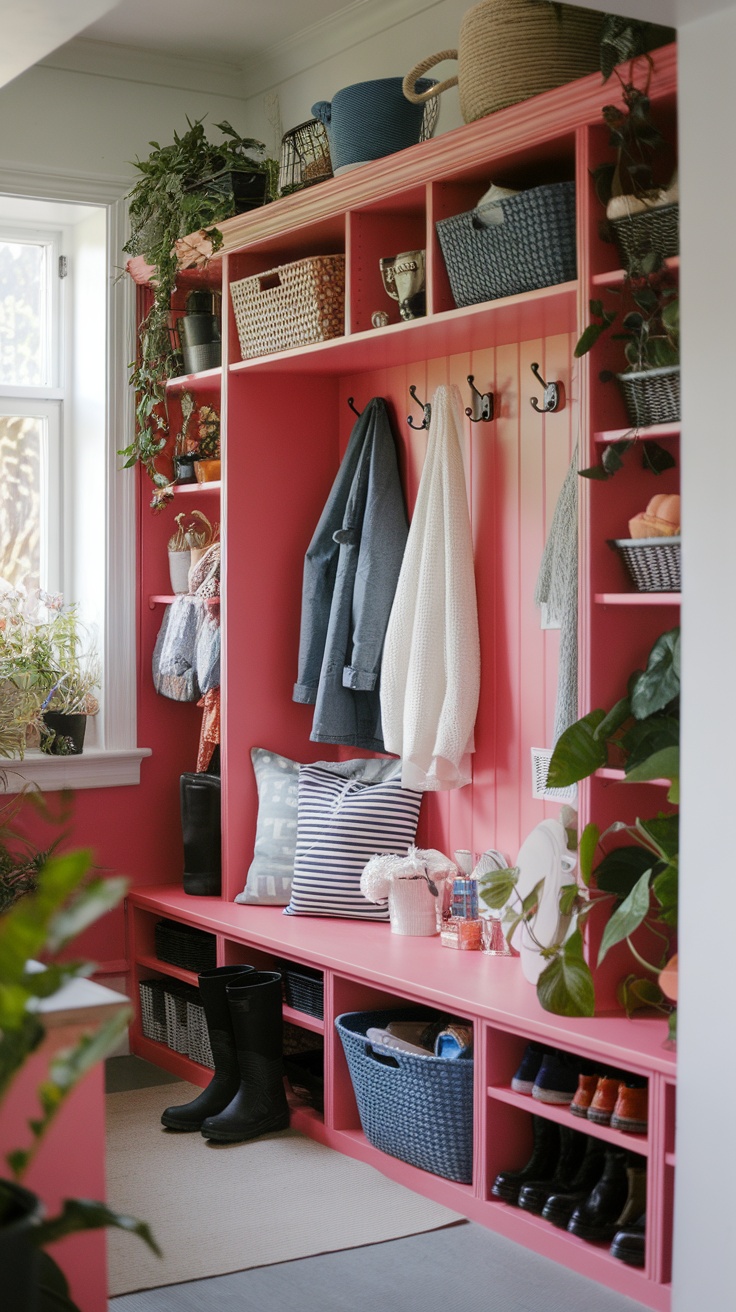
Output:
(41, 712), (87, 756)
(0, 1179), (43, 1312)
(178, 291), (222, 375)
(185, 168), (269, 215)
(173, 454), (197, 485)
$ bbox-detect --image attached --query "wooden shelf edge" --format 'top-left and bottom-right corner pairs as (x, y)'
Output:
(487, 1085), (651, 1156)
(594, 593), (681, 606)
(135, 954), (200, 987)
(591, 256), (680, 288)
(595, 768), (670, 786)
(594, 422), (681, 445)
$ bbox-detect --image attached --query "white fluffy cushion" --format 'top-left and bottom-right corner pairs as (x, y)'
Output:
(284, 764), (423, 920)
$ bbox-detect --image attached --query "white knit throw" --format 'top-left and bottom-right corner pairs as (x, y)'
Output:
(380, 384), (480, 790)
(534, 446), (578, 744)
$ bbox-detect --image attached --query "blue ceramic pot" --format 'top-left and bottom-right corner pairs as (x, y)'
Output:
(312, 77), (436, 174)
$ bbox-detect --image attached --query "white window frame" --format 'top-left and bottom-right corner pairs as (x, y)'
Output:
(0, 170), (150, 790)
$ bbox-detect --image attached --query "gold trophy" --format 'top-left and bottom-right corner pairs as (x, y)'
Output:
(379, 249), (426, 321)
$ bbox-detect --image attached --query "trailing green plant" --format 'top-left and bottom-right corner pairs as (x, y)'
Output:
(119, 118), (275, 504)
(0, 789), (70, 914)
(478, 628), (679, 1020)
(0, 847), (160, 1307)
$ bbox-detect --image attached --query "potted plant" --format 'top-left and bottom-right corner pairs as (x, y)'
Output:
(0, 844), (159, 1309)
(479, 628), (679, 1022)
(118, 118), (277, 504)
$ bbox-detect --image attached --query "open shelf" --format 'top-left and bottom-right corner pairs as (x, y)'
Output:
(487, 1085), (651, 1155)
(135, 953), (198, 987)
(173, 481), (222, 495)
(594, 593), (680, 606)
(595, 768), (670, 786)
(594, 423), (681, 445)
(148, 594), (220, 608)
(591, 256), (680, 287)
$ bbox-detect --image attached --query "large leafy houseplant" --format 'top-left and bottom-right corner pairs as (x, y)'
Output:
(479, 629), (679, 1020)
(119, 118), (276, 503)
(0, 845), (159, 1309)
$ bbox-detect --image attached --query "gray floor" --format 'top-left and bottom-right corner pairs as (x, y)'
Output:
(106, 1058), (649, 1312)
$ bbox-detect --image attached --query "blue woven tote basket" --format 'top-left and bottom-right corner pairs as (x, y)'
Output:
(335, 1008), (474, 1183)
(436, 180), (577, 308)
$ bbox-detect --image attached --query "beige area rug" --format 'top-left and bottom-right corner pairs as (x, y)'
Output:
(106, 1081), (463, 1295)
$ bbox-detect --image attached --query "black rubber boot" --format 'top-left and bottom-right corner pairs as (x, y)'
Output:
(491, 1116), (561, 1204)
(567, 1148), (631, 1242)
(541, 1135), (607, 1229)
(161, 964), (254, 1130)
(517, 1125), (588, 1214)
(181, 772), (221, 895)
(200, 971), (290, 1143)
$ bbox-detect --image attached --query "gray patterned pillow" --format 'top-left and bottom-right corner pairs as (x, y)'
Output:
(235, 748), (401, 905)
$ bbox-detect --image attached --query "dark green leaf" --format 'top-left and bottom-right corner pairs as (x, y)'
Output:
(641, 441), (677, 474)
(546, 710), (607, 787)
(601, 443), (627, 475)
(598, 869), (652, 964)
(618, 973), (666, 1015)
(594, 845), (658, 900)
(625, 746), (680, 787)
(637, 813), (679, 860)
(578, 463), (611, 481)
(558, 883), (581, 917)
(652, 861), (678, 925)
(578, 822), (600, 887)
(595, 695), (632, 742)
(630, 629), (681, 718)
(536, 930), (595, 1017)
(35, 1198), (162, 1256)
(574, 322), (606, 357)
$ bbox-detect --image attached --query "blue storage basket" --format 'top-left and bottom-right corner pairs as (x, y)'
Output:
(335, 1008), (474, 1184)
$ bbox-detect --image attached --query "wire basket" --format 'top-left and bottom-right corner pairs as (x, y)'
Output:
(610, 202), (679, 270)
(436, 181), (576, 308)
(230, 255), (345, 359)
(609, 536), (681, 592)
(335, 1008), (474, 1183)
(616, 366), (680, 427)
(139, 979), (168, 1044)
(154, 918), (217, 973)
(186, 998), (215, 1068)
(278, 960), (325, 1019)
(278, 119), (333, 195)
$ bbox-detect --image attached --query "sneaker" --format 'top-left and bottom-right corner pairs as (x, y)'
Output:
(532, 1051), (578, 1105)
(570, 1071), (600, 1118)
(587, 1074), (622, 1126)
(610, 1081), (648, 1134)
(511, 1042), (546, 1095)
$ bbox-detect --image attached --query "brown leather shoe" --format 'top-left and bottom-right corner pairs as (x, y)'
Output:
(611, 1082), (649, 1134)
(587, 1075), (621, 1126)
(570, 1072), (600, 1119)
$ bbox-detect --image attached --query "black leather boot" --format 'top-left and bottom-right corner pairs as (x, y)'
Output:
(161, 965), (253, 1130)
(200, 971), (290, 1143)
(567, 1148), (631, 1242)
(181, 772), (221, 895)
(541, 1135), (607, 1229)
(610, 1215), (646, 1267)
(517, 1125), (588, 1214)
(491, 1117), (561, 1204)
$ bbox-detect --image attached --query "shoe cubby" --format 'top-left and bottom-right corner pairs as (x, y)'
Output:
(346, 189), (427, 334)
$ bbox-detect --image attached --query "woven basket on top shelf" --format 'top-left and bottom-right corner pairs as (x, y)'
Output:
(230, 255), (345, 359)
(609, 536), (681, 593)
(616, 366), (680, 428)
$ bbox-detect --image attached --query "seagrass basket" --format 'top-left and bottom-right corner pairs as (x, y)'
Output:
(610, 202), (679, 270)
(616, 366), (680, 427)
(230, 255), (345, 358)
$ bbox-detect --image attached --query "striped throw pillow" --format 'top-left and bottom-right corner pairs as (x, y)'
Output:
(284, 764), (422, 920)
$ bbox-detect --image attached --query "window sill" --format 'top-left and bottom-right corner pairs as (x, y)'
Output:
(1, 748), (152, 792)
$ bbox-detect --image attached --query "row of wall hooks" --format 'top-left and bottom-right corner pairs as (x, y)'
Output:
(348, 364), (564, 429)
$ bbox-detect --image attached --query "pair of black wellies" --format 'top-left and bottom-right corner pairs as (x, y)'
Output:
(161, 965), (290, 1142)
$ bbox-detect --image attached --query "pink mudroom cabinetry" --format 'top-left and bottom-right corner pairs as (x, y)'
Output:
(129, 45), (678, 1311)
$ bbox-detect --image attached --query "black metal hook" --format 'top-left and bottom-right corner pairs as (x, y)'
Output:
(465, 374), (494, 423)
(530, 362), (564, 414)
(347, 396), (362, 418)
(407, 384), (431, 431)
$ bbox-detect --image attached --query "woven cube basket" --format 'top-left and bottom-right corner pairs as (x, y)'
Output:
(231, 255), (345, 359)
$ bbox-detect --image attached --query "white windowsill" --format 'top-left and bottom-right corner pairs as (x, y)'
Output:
(1, 747), (152, 792)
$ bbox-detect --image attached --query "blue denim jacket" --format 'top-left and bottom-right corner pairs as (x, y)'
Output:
(293, 397), (408, 751)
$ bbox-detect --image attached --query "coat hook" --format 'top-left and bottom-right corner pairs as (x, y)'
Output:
(530, 362), (564, 414)
(347, 396), (362, 418)
(465, 374), (494, 423)
(407, 384), (431, 431)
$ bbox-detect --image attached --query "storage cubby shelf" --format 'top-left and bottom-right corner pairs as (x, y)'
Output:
(166, 367), (222, 393)
(595, 768), (670, 786)
(172, 481), (221, 495)
(135, 953), (198, 987)
(487, 1084), (651, 1155)
(148, 595), (220, 608)
(594, 593), (680, 606)
(591, 255), (680, 288)
(594, 423), (681, 445)
(282, 1004), (324, 1035)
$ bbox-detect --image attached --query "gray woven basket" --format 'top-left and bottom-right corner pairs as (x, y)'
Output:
(609, 536), (681, 593)
(164, 985), (192, 1054)
(616, 365), (680, 427)
(436, 181), (576, 308)
(335, 1008), (473, 1183)
(231, 255), (345, 359)
(139, 979), (167, 1044)
(186, 999), (215, 1068)
(610, 202), (679, 270)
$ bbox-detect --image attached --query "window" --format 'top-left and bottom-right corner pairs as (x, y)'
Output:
(0, 193), (147, 788)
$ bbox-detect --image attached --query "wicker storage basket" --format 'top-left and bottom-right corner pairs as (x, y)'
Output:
(154, 918), (217, 973)
(610, 202), (679, 270)
(436, 181), (576, 308)
(279, 961), (325, 1019)
(335, 1008), (474, 1183)
(186, 998), (215, 1068)
(231, 255), (345, 359)
(164, 982), (198, 1054)
(139, 979), (168, 1044)
(609, 536), (681, 593)
(616, 366), (680, 427)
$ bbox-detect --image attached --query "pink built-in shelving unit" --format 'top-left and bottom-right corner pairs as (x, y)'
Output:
(129, 45), (678, 1310)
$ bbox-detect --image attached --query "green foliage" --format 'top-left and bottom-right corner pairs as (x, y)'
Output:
(119, 118), (276, 501)
(0, 843), (158, 1304)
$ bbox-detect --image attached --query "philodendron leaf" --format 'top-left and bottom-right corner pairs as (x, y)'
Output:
(578, 823), (600, 887)
(558, 883), (581, 917)
(478, 867), (518, 912)
(594, 845), (657, 901)
(597, 869), (653, 965)
(625, 746), (680, 789)
(637, 813), (679, 860)
(47, 875), (128, 953)
(652, 861), (679, 926)
(621, 717), (679, 772)
(595, 696), (631, 743)
(546, 710), (607, 788)
(536, 929), (595, 1017)
(630, 629), (681, 718)
(642, 441), (677, 475)
(618, 973), (666, 1016)
(35, 1198), (161, 1256)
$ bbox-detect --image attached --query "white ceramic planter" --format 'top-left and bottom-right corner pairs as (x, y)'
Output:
(168, 549), (191, 594)
(388, 877), (438, 936)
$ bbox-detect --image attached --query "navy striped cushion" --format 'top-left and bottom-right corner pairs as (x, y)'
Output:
(284, 764), (422, 920)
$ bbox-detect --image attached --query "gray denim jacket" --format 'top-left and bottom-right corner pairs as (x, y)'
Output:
(293, 397), (408, 751)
